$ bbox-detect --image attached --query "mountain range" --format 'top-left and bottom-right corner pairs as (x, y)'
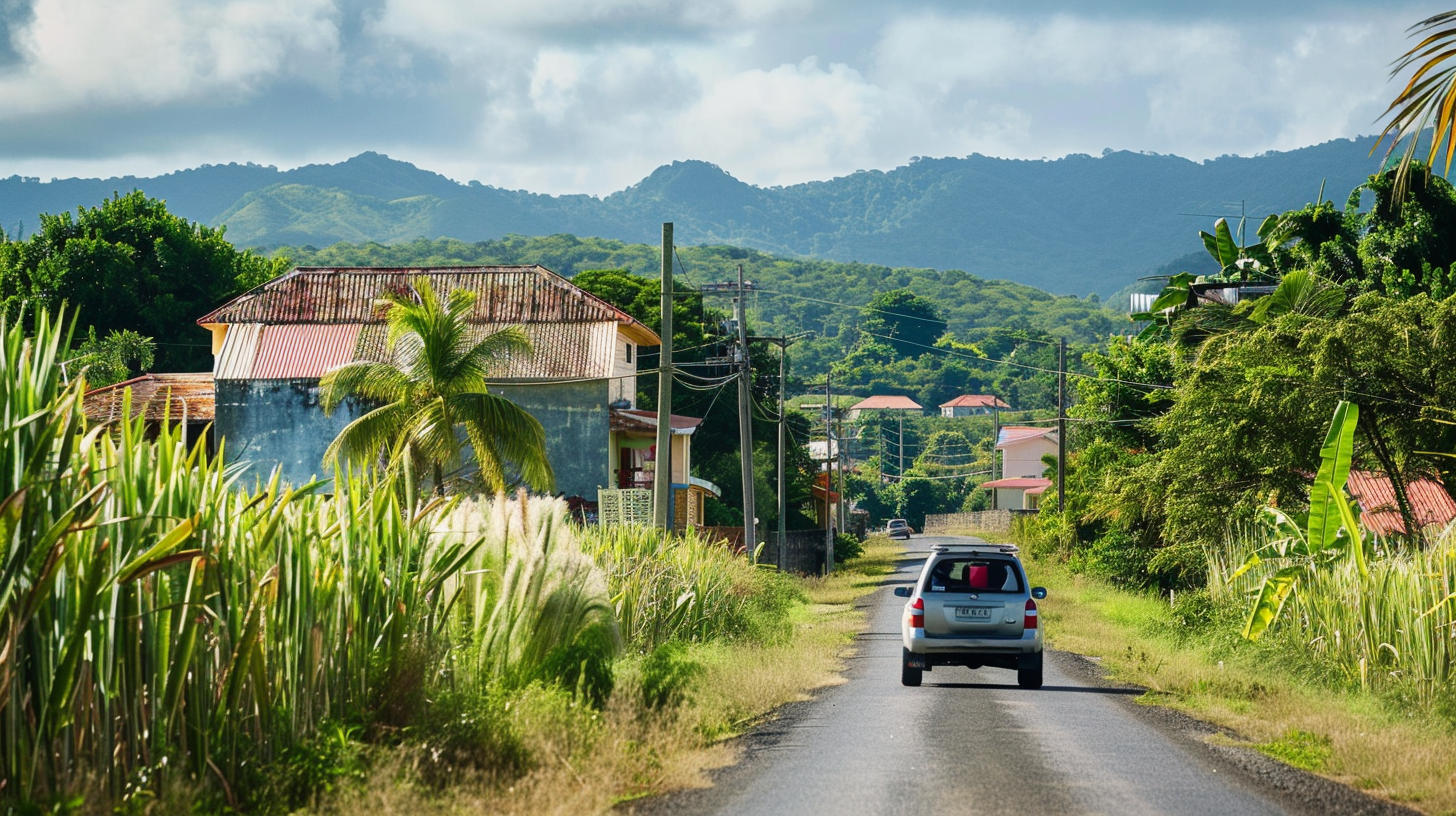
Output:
(1, 137), (1389, 296)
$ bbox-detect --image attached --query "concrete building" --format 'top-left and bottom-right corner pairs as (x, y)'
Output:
(939, 394), (1010, 417)
(979, 425), (1058, 510)
(196, 265), (669, 500)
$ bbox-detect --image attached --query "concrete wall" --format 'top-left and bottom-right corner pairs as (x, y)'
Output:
(1001, 436), (1058, 479)
(487, 380), (611, 499)
(215, 378), (612, 498)
(215, 379), (370, 486)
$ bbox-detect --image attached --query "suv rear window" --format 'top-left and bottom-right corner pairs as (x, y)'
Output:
(924, 557), (1023, 594)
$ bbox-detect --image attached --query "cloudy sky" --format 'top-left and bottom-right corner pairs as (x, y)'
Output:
(0, 0), (1443, 194)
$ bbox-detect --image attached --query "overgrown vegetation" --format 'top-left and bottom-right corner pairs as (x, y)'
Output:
(0, 303), (840, 814)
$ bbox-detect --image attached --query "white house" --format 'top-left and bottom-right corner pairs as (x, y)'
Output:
(979, 425), (1058, 510)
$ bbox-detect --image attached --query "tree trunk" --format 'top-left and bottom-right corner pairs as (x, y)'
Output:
(433, 462), (445, 497)
(1360, 411), (1421, 548)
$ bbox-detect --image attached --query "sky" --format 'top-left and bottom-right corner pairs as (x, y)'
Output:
(0, 0), (1444, 195)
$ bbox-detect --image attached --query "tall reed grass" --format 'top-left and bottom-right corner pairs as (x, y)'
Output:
(1209, 523), (1456, 700)
(0, 305), (799, 810)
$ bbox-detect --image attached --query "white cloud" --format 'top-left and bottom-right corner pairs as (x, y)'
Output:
(0, 1), (1436, 194)
(0, 0), (340, 114)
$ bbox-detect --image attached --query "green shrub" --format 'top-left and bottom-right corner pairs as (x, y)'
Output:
(638, 641), (703, 710)
(834, 533), (863, 564)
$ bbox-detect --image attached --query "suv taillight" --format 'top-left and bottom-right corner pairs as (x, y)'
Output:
(1024, 598), (1038, 629)
(909, 597), (924, 629)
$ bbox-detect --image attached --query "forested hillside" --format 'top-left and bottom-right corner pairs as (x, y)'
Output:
(2, 137), (1386, 296)
(279, 234), (1122, 387)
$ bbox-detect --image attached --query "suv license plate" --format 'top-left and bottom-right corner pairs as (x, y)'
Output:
(955, 607), (991, 619)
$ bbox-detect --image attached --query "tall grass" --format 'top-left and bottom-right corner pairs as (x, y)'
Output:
(579, 524), (799, 650)
(1209, 523), (1456, 700)
(0, 305), (799, 810)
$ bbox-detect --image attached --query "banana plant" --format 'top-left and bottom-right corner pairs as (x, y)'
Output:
(1201, 215), (1277, 283)
(1240, 400), (1368, 639)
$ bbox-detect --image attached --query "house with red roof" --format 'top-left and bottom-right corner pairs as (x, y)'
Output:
(939, 394), (1011, 417)
(1345, 471), (1456, 536)
(196, 265), (719, 514)
(979, 425), (1058, 510)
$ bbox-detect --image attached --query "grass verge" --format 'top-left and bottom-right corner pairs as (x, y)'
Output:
(949, 527), (1456, 815)
(297, 537), (902, 816)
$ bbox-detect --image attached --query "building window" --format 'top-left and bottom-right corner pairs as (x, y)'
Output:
(625, 342), (633, 363)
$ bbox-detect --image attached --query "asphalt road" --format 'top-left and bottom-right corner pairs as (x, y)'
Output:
(632, 534), (1416, 816)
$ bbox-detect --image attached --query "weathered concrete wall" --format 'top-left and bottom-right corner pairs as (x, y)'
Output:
(215, 378), (612, 497)
(487, 380), (611, 500)
(214, 379), (370, 486)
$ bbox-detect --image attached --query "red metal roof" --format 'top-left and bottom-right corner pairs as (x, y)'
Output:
(1345, 470), (1456, 536)
(940, 394), (1010, 409)
(250, 324), (361, 379)
(83, 373), (215, 422)
(980, 477), (1053, 490)
(849, 395), (922, 411)
(197, 266), (659, 345)
(996, 426), (1056, 448)
(611, 408), (704, 435)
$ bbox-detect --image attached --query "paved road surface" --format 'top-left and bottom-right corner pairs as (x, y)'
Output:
(633, 535), (1414, 816)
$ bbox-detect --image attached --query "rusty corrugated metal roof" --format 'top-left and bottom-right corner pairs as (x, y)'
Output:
(356, 321), (615, 381)
(197, 266), (659, 344)
(1346, 470), (1456, 536)
(83, 373), (215, 423)
(250, 324), (361, 379)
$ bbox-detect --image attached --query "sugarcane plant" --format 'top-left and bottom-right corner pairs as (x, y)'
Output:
(1233, 400), (1369, 640)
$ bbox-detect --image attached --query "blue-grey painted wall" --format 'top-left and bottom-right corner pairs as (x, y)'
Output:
(487, 380), (611, 499)
(214, 378), (611, 498)
(215, 379), (370, 486)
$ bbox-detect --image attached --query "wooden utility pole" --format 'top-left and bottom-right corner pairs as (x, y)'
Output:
(751, 332), (811, 572)
(735, 265), (757, 558)
(1057, 337), (1067, 514)
(653, 223), (674, 529)
(824, 370), (834, 573)
(837, 410), (848, 534)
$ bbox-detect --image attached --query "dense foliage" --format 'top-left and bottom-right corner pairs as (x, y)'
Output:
(1046, 167), (1456, 590)
(0, 305), (798, 813)
(0, 191), (281, 372)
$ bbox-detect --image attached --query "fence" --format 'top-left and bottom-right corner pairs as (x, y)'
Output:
(764, 529), (830, 575)
(923, 509), (1037, 535)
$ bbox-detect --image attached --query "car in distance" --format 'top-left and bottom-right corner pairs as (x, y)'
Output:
(886, 518), (912, 539)
(894, 543), (1046, 688)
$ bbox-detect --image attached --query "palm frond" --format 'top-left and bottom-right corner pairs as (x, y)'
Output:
(447, 326), (533, 393)
(319, 360), (411, 412)
(323, 401), (412, 468)
(1376, 12), (1456, 191)
(449, 392), (555, 493)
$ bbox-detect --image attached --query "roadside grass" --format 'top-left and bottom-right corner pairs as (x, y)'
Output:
(949, 527), (1456, 815)
(306, 536), (903, 816)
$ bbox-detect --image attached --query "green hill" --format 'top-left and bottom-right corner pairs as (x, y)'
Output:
(1, 139), (1388, 296)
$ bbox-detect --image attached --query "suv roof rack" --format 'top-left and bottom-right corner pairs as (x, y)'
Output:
(929, 543), (1020, 555)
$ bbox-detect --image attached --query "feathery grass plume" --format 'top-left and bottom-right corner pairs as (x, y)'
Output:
(435, 493), (620, 706)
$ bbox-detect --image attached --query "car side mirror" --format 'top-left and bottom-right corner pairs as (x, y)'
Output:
(1031, 587), (1047, 600)
(893, 586), (911, 597)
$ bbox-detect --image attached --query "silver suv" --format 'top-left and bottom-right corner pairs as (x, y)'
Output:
(894, 544), (1046, 688)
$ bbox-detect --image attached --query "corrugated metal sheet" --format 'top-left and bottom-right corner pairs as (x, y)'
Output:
(214, 323), (262, 380)
(197, 268), (656, 343)
(1346, 470), (1456, 536)
(849, 395), (922, 411)
(356, 321), (615, 380)
(83, 373), (215, 422)
(251, 324), (362, 379)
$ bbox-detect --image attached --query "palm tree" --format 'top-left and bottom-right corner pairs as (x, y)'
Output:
(319, 279), (555, 494)
(1376, 11), (1456, 191)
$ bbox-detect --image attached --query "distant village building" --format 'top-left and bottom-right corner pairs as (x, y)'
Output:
(196, 266), (715, 509)
(979, 425), (1057, 510)
(1345, 471), (1456, 537)
(939, 394), (1010, 417)
(846, 394), (922, 422)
